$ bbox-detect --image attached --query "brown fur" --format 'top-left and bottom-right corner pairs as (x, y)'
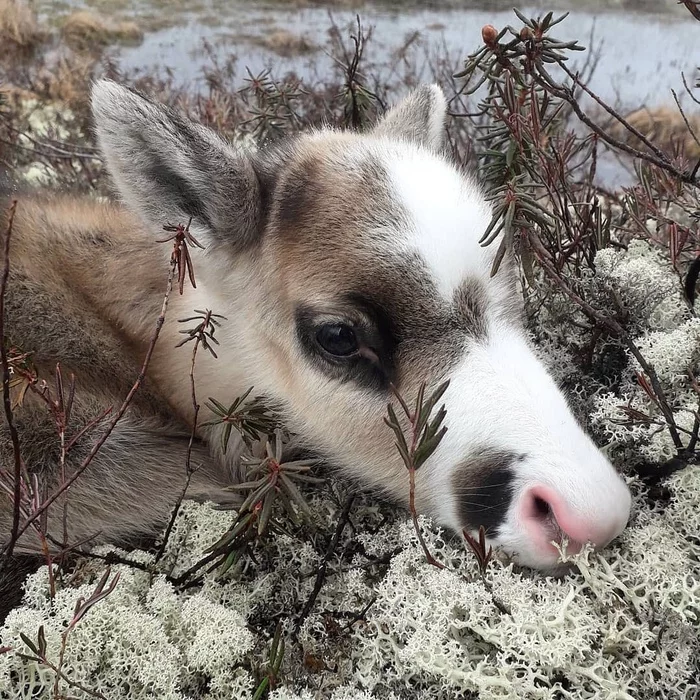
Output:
(0, 136), (482, 553)
(0, 195), (237, 553)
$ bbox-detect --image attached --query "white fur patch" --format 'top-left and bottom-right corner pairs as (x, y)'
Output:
(426, 325), (632, 568)
(382, 146), (494, 299)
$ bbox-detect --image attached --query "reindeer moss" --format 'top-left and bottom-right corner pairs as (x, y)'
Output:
(1, 457), (698, 700)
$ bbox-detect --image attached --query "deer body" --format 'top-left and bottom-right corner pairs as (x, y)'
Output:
(0, 81), (632, 570)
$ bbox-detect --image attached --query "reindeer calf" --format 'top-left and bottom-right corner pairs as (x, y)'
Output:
(0, 81), (631, 571)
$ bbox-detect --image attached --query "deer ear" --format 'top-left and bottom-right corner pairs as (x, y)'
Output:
(91, 79), (263, 251)
(372, 84), (447, 151)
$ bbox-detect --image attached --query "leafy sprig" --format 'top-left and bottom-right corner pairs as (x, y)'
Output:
(176, 309), (227, 358)
(385, 380), (450, 568)
(202, 387), (279, 451)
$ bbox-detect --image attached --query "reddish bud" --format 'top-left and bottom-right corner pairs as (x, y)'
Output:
(481, 24), (498, 45)
(520, 26), (533, 41)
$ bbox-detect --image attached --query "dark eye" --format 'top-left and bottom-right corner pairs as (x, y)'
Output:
(316, 323), (359, 357)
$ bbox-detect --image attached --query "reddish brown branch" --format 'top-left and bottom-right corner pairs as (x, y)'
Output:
(295, 493), (356, 633)
(0, 200), (24, 559)
(154, 312), (209, 565)
(528, 233), (684, 451)
(535, 64), (697, 185)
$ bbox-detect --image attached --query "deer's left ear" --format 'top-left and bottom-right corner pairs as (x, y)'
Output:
(371, 84), (447, 152)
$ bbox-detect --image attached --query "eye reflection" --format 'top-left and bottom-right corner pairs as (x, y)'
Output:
(315, 323), (359, 357)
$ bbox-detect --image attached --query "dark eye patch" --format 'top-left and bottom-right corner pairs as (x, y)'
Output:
(295, 297), (398, 392)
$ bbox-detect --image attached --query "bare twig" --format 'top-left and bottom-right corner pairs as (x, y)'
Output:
(0, 200), (23, 560)
(536, 65), (698, 185)
(295, 493), (355, 633)
(527, 233), (685, 451)
(154, 310), (217, 565)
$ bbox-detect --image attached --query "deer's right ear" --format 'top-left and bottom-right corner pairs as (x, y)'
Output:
(371, 84), (447, 152)
(91, 80), (264, 251)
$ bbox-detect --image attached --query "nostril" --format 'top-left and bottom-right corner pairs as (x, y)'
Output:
(522, 489), (556, 525)
(532, 495), (551, 520)
(521, 483), (629, 555)
(521, 486), (584, 555)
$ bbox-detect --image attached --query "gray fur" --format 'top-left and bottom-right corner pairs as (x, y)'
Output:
(91, 81), (263, 250)
(371, 84), (447, 151)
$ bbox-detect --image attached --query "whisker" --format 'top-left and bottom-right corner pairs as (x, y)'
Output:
(457, 501), (510, 512)
(452, 482), (514, 494)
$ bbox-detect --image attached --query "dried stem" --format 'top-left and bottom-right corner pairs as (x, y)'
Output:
(154, 310), (212, 565)
(0, 200), (23, 560)
(295, 493), (355, 633)
(534, 62), (698, 185)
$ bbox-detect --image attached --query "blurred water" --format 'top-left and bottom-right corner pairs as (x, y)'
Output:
(39, 1), (700, 111)
(36, 1), (699, 186)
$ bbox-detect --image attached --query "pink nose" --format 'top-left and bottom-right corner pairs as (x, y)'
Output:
(520, 485), (624, 556)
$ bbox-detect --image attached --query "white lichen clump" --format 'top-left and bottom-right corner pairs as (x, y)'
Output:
(1, 244), (698, 698)
(583, 241), (700, 463)
(1, 468), (698, 700)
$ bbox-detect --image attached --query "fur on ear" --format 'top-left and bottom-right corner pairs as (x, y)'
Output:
(372, 84), (447, 151)
(91, 79), (263, 250)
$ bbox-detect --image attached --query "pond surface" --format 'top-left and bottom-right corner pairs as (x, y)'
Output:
(37, 0), (699, 112)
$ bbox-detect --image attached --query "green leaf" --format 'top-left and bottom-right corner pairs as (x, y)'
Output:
(384, 405), (409, 457)
(416, 380), (450, 435)
(37, 626), (46, 656)
(229, 477), (267, 491)
(422, 406), (448, 444)
(279, 473), (311, 517)
(207, 512), (254, 552)
(479, 204), (506, 244)
(206, 397), (229, 415)
(19, 633), (38, 656)
(412, 382), (426, 425)
(513, 8), (532, 26)
(218, 549), (240, 577)
(252, 677), (269, 700)
(414, 426), (448, 469)
(490, 237), (509, 277)
(221, 422), (233, 453)
(276, 487), (301, 526)
(239, 480), (273, 515)
(503, 199), (516, 240)
(258, 489), (276, 536)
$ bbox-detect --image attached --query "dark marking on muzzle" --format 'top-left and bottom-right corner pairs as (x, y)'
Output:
(451, 448), (522, 535)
